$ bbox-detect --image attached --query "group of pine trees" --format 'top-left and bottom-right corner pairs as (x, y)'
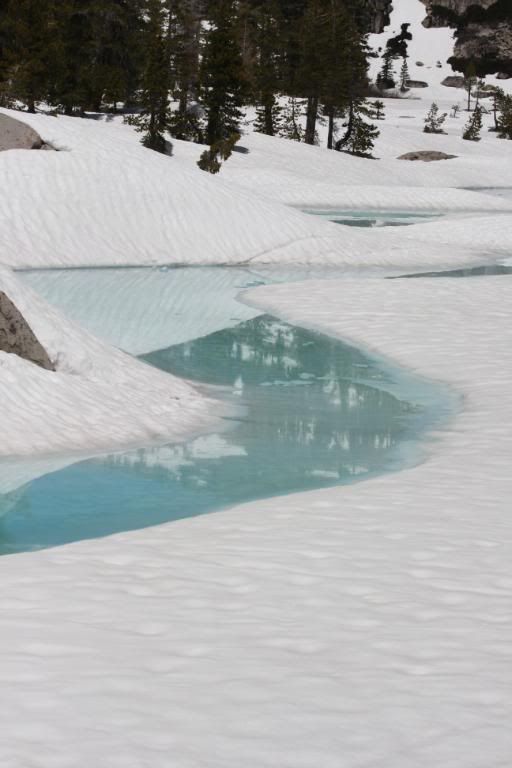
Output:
(0, 0), (382, 165)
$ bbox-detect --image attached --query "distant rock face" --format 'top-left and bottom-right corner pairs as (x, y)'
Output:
(0, 114), (46, 151)
(362, 0), (393, 33)
(398, 150), (458, 161)
(419, 0), (512, 76)
(0, 292), (54, 370)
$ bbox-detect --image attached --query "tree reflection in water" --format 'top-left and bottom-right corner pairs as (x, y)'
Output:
(0, 316), (425, 555)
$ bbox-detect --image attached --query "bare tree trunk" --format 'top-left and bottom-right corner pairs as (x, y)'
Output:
(327, 106), (335, 149)
(305, 95), (318, 145)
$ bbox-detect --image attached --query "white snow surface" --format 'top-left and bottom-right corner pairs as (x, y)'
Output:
(1, 275), (512, 767)
(1, 9), (512, 765)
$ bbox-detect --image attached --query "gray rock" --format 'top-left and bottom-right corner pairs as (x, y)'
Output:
(419, 0), (512, 76)
(398, 150), (458, 162)
(0, 113), (45, 151)
(0, 292), (54, 370)
(442, 75), (465, 87)
(406, 79), (429, 88)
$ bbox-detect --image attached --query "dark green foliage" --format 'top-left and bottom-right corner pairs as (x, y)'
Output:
(0, 0), (448, 162)
(496, 89), (512, 139)
(1, 0), (54, 111)
(200, 0), (247, 146)
(399, 57), (409, 92)
(126, 0), (171, 152)
(464, 62), (477, 112)
(279, 97), (304, 142)
(462, 105), (482, 141)
(371, 100), (385, 120)
(197, 132), (240, 173)
(340, 102), (379, 157)
(377, 50), (395, 90)
(423, 102), (447, 134)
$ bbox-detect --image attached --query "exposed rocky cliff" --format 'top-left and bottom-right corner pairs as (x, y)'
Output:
(420, 0), (512, 76)
(363, 0), (394, 33)
(0, 292), (54, 370)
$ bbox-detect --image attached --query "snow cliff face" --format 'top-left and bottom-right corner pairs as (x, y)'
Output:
(420, 0), (512, 75)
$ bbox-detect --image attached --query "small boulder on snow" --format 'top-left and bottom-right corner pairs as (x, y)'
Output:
(0, 291), (54, 370)
(398, 151), (458, 162)
(442, 75), (465, 88)
(0, 113), (46, 151)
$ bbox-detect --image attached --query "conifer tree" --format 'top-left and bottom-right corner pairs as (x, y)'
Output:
(371, 100), (385, 120)
(127, 0), (172, 152)
(197, 131), (240, 173)
(200, 0), (247, 147)
(423, 102), (447, 134)
(496, 90), (512, 139)
(464, 61), (477, 112)
(2, 0), (54, 112)
(279, 97), (304, 142)
(170, 0), (204, 135)
(250, 0), (283, 136)
(377, 49), (395, 90)
(51, 0), (98, 114)
(321, 0), (368, 150)
(463, 105), (482, 141)
(340, 102), (379, 157)
(399, 56), (409, 92)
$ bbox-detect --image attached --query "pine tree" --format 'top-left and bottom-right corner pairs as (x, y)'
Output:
(372, 100), (385, 120)
(249, 0), (283, 137)
(463, 105), (482, 141)
(197, 131), (240, 173)
(2, 0), (54, 112)
(200, 0), (247, 147)
(496, 90), (512, 139)
(320, 0), (368, 150)
(126, 0), (172, 153)
(51, 0), (98, 114)
(254, 97), (282, 136)
(170, 0), (203, 134)
(376, 49), (395, 90)
(342, 106), (379, 157)
(279, 97), (304, 142)
(423, 102), (447, 134)
(399, 56), (409, 92)
(464, 61), (477, 112)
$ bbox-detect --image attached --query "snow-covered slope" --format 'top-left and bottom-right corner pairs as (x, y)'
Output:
(0, 267), (220, 458)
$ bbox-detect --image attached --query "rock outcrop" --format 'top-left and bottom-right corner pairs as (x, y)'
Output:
(0, 292), (54, 370)
(0, 113), (47, 151)
(420, 0), (512, 76)
(398, 150), (458, 161)
(362, 0), (393, 33)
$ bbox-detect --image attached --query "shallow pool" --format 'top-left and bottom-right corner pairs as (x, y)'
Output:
(0, 270), (455, 555)
(303, 209), (442, 228)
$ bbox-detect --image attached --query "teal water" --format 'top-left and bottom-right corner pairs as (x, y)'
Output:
(303, 210), (441, 228)
(398, 264), (512, 279)
(0, 268), (455, 556)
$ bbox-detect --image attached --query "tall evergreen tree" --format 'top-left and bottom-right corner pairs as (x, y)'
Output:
(200, 0), (247, 146)
(2, 0), (54, 112)
(128, 0), (172, 152)
(399, 56), (409, 92)
(463, 104), (482, 141)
